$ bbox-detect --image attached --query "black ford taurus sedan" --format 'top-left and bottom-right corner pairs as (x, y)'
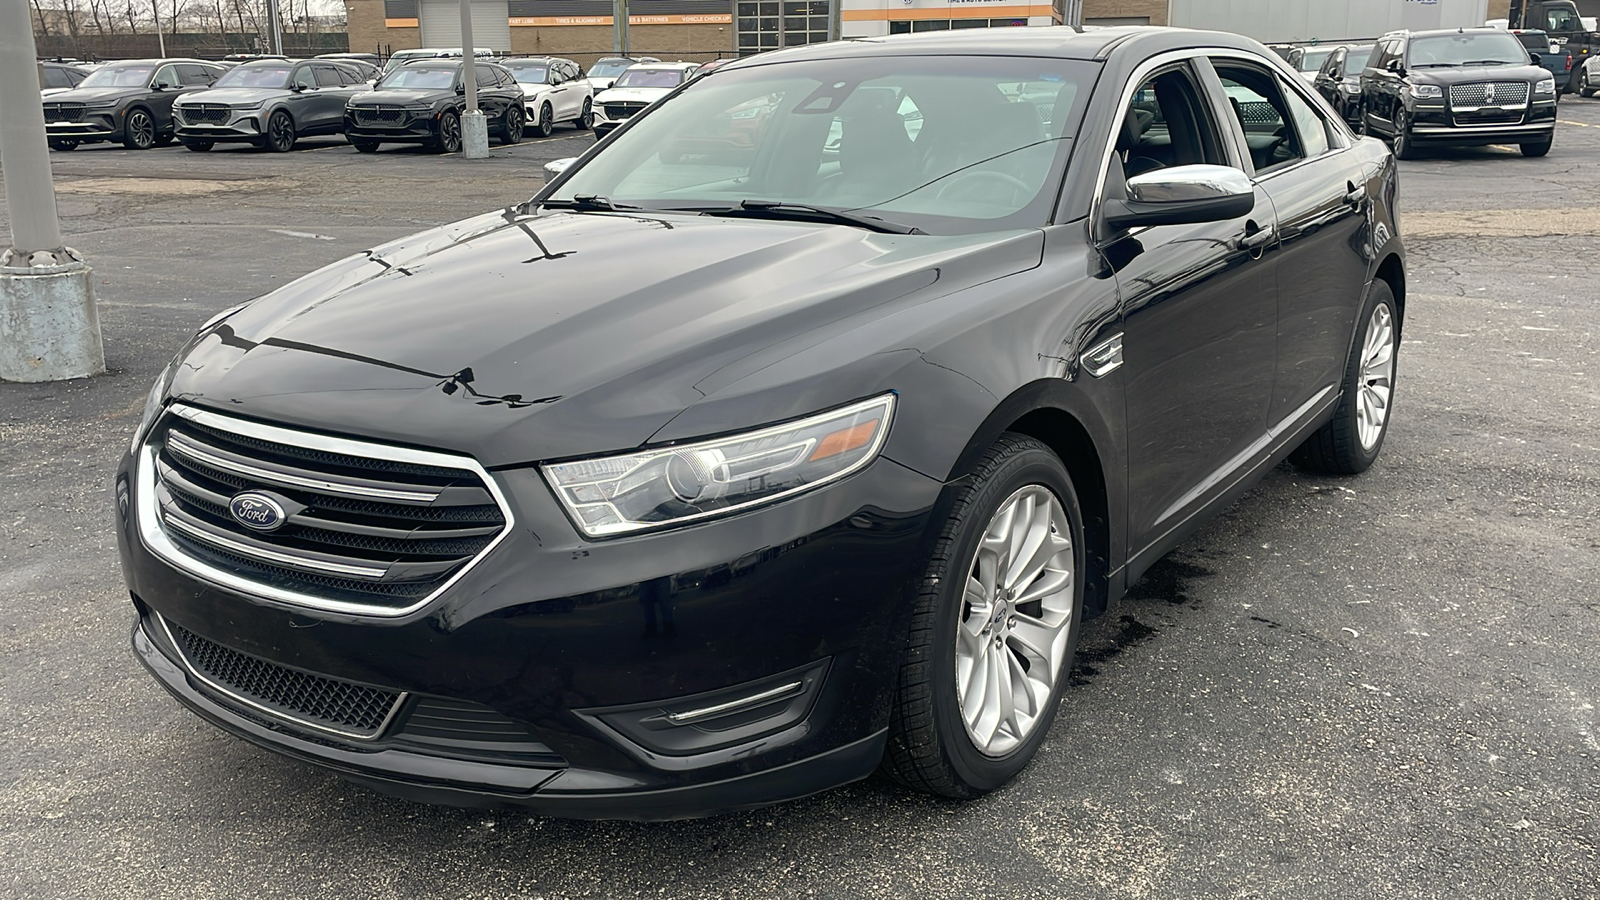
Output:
(116, 27), (1404, 819)
(43, 58), (224, 150)
(1358, 28), (1557, 158)
(173, 59), (372, 152)
(343, 60), (524, 153)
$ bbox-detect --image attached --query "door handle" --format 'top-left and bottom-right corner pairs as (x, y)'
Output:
(1345, 182), (1368, 206)
(1239, 225), (1275, 251)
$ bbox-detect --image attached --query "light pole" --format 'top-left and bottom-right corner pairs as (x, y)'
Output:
(458, 0), (489, 157)
(268, 0), (284, 55)
(613, 0), (629, 56)
(0, 0), (105, 381)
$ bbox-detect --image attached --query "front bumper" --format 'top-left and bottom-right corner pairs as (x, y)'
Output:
(116, 429), (943, 818)
(45, 118), (118, 141)
(175, 112), (265, 144)
(1408, 101), (1556, 146)
(344, 112), (438, 143)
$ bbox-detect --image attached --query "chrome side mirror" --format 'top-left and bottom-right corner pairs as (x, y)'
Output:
(1104, 164), (1255, 230)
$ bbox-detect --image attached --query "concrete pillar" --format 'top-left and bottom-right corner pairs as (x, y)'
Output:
(0, 0), (105, 381)
(460, 0), (489, 158)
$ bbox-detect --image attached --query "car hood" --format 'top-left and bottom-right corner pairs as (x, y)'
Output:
(169, 210), (1043, 466)
(594, 86), (672, 104)
(42, 86), (146, 103)
(175, 87), (290, 105)
(1407, 63), (1549, 85)
(349, 88), (450, 105)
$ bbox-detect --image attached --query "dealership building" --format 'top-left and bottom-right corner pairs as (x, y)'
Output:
(344, 0), (1168, 63)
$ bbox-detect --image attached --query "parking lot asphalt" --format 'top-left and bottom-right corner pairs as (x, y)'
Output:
(2, 104), (1598, 899)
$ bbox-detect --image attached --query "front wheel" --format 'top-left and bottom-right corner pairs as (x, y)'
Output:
(435, 110), (462, 153)
(575, 98), (593, 131)
(1391, 110), (1416, 160)
(122, 109), (156, 149)
(1291, 280), (1399, 475)
(264, 110), (295, 152)
(881, 434), (1084, 798)
(351, 139), (379, 153)
(48, 138), (79, 151)
(183, 141), (213, 152)
(1521, 138), (1553, 157)
(534, 102), (554, 138)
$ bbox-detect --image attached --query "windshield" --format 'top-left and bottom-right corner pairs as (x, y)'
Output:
(1297, 48), (1334, 72)
(504, 62), (550, 84)
(215, 65), (293, 89)
(615, 68), (688, 88)
(1408, 33), (1530, 67)
(377, 66), (457, 90)
(588, 60), (634, 78)
(79, 65), (154, 88)
(550, 56), (1094, 234)
(1346, 45), (1375, 71)
(383, 52), (436, 74)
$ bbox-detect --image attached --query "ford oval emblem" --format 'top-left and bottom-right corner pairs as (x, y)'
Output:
(229, 491), (287, 532)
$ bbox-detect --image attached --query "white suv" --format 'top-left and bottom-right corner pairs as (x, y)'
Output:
(590, 61), (700, 136)
(502, 57), (595, 136)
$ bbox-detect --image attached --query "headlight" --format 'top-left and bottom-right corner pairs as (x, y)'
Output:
(1535, 77), (1557, 95)
(543, 393), (896, 537)
(81, 100), (119, 109)
(1408, 83), (1443, 99)
(229, 101), (265, 110)
(129, 303), (250, 453)
(1339, 82), (1361, 94)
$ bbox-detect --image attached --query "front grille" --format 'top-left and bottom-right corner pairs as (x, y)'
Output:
(180, 104), (231, 125)
(1453, 113), (1525, 126)
(43, 103), (84, 123)
(1449, 81), (1531, 110)
(1235, 99), (1279, 124)
(146, 407), (508, 613)
(605, 102), (648, 120)
(166, 618), (403, 738)
(353, 106), (407, 126)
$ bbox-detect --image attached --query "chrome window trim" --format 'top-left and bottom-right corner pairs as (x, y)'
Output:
(136, 404), (516, 619)
(155, 612), (408, 742)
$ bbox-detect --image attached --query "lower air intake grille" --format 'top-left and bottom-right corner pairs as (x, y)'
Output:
(166, 618), (403, 738)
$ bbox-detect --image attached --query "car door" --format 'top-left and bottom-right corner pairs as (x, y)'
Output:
(547, 63), (573, 119)
(1211, 59), (1369, 426)
(1104, 59), (1281, 554)
(1314, 48), (1344, 107)
(474, 64), (505, 121)
(312, 65), (351, 131)
(148, 64), (185, 132)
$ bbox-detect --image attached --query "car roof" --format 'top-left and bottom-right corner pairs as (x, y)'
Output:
(629, 62), (699, 70)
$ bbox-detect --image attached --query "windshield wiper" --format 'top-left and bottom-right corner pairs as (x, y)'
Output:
(699, 200), (922, 234)
(537, 194), (641, 212)
(1411, 62), (1459, 68)
(1461, 59), (1514, 66)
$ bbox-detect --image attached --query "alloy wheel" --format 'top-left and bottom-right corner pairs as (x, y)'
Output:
(577, 99), (593, 130)
(502, 106), (523, 144)
(125, 110), (155, 149)
(1357, 303), (1395, 450)
(537, 103), (554, 137)
(955, 485), (1076, 758)
(439, 112), (461, 153)
(267, 112), (295, 152)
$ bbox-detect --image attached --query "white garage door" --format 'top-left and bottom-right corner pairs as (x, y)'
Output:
(418, 0), (511, 51)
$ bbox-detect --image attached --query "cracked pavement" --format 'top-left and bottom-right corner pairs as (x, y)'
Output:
(1, 100), (1598, 899)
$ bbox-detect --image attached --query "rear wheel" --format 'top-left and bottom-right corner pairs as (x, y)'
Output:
(534, 102), (554, 138)
(48, 138), (79, 151)
(351, 139), (379, 153)
(183, 141), (213, 152)
(122, 108), (156, 149)
(881, 434), (1084, 798)
(498, 105), (523, 145)
(264, 110), (295, 152)
(1291, 280), (1398, 475)
(1521, 137), (1553, 157)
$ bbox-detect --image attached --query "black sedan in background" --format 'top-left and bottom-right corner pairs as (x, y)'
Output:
(1314, 42), (1376, 125)
(174, 59), (371, 152)
(118, 27), (1404, 819)
(43, 58), (225, 150)
(344, 60), (524, 153)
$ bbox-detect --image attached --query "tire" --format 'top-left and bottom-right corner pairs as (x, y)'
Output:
(575, 98), (593, 131)
(498, 105), (523, 145)
(534, 102), (554, 138)
(48, 138), (79, 151)
(351, 139), (379, 153)
(435, 110), (462, 153)
(1356, 103), (1370, 137)
(1582, 88), (1595, 98)
(1391, 110), (1416, 160)
(881, 434), (1085, 799)
(1291, 280), (1399, 475)
(122, 108), (156, 149)
(183, 141), (213, 152)
(1521, 138), (1553, 157)
(263, 110), (296, 152)
(153, 133), (173, 146)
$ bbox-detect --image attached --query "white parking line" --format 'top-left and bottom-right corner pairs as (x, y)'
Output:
(271, 229), (336, 241)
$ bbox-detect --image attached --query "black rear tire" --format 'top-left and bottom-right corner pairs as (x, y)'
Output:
(881, 433), (1084, 799)
(498, 105), (523, 145)
(436, 110), (462, 153)
(1291, 280), (1399, 475)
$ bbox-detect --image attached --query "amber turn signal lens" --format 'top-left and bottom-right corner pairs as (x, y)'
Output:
(809, 419), (880, 462)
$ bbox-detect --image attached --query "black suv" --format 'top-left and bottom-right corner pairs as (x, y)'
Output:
(42, 58), (225, 150)
(344, 60), (525, 153)
(1358, 28), (1556, 158)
